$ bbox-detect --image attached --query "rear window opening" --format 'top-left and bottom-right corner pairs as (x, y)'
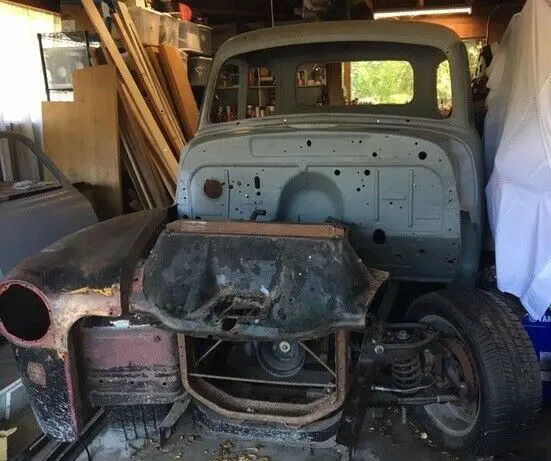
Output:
(296, 60), (414, 107)
(350, 60), (414, 105)
(209, 41), (452, 124)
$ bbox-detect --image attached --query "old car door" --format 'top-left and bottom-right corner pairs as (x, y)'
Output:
(0, 131), (98, 276)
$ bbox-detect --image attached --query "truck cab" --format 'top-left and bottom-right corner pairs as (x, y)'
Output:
(179, 20), (483, 285)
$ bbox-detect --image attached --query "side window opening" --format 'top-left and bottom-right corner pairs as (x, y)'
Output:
(211, 62), (240, 123)
(436, 60), (452, 117)
(211, 63), (276, 123)
(246, 66), (276, 118)
(463, 39), (484, 78)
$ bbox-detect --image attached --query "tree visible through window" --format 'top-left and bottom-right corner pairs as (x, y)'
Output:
(350, 60), (414, 104)
(435, 40), (484, 116)
(437, 60), (452, 116)
(464, 39), (484, 77)
(348, 40), (484, 117)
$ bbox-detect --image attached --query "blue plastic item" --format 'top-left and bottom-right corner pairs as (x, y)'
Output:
(523, 309), (551, 402)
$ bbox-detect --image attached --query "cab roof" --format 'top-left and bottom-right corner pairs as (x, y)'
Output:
(215, 20), (461, 61)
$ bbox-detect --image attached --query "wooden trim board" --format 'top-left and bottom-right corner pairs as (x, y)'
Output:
(167, 220), (347, 239)
(158, 44), (199, 141)
(116, 3), (184, 145)
(113, 9), (184, 153)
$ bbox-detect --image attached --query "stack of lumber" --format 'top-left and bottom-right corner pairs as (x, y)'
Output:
(81, 0), (199, 208)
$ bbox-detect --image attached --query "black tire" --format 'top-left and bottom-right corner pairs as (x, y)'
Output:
(405, 289), (541, 457)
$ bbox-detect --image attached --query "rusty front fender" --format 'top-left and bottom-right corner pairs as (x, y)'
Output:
(0, 207), (170, 352)
(0, 208), (170, 441)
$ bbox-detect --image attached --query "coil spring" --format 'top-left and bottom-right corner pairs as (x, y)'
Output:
(391, 356), (422, 392)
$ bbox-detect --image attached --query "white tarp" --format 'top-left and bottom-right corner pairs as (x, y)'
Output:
(485, 0), (551, 319)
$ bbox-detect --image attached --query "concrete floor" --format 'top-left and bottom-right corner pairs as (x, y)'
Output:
(0, 342), (42, 456)
(70, 405), (551, 461)
(0, 342), (19, 390)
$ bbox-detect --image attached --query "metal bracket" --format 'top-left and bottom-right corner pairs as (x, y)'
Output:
(375, 278), (401, 331)
(158, 396), (191, 447)
(0, 379), (26, 420)
(335, 329), (378, 452)
(14, 408), (107, 461)
(336, 280), (400, 452)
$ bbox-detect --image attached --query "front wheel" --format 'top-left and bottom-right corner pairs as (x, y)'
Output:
(405, 289), (541, 457)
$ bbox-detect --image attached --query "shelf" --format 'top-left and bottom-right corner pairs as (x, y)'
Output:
(297, 85), (325, 88)
(217, 85), (275, 90)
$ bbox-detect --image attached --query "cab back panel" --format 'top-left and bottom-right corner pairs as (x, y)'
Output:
(178, 131), (461, 282)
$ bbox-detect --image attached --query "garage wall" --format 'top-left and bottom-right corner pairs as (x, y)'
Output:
(4, 0), (59, 14)
(409, 4), (522, 41)
(0, 1), (60, 181)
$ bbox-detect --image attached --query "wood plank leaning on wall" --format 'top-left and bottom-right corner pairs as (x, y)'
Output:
(158, 44), (199, 140)
(81, 0), (178, 192)
(42, 65), (122, 220)
(113, 2), (185, 152)
(55, 0), (201, 209)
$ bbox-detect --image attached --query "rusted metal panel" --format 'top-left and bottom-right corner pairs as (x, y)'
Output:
(0, 213), (387, 442)
(81, 321), (184, 406)
(11, 346), (82, 441)
(177, 331), (348, 426)
(0, 207), (170, 351)
(132, 224), (388, 340)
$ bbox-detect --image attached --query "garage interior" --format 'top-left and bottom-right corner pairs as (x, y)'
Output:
(0, 0), (550, 459)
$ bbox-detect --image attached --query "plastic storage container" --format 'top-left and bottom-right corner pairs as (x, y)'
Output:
(128, 7), (160, 46)
(179, 21), (212, 56)
(188, 56), (212, 86)
(179, 21), (200, 53)
(197, 24), (212, 56)
(179, 49), (188, 65)
(159, 14), (179, 47)
(523, 309), (551, 402)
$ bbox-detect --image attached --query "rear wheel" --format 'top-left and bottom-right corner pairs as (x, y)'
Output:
(405, 289), (541, 456)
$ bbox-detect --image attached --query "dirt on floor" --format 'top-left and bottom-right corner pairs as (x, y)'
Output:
(72, 405), (550, 461)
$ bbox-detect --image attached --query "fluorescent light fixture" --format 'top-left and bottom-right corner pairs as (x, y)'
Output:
(373, 5), (472, 19)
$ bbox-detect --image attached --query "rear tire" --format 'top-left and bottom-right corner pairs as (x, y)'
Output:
(405, 289), (541, 456)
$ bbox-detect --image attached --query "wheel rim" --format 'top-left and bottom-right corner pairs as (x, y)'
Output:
(420, 314), (480, 437)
